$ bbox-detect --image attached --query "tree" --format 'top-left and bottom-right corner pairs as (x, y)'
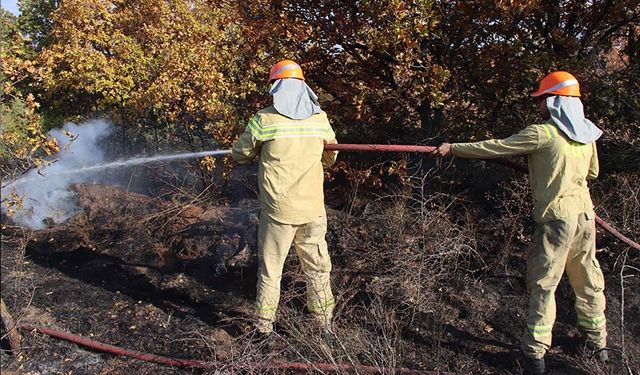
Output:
(38, 0), (246, 154)
(236, 0), (448, 141)
(1, 9), (58, 176)
(18, 0), (61, 50)
(426, 0), (640, 142)
(19, 0), (640, 158)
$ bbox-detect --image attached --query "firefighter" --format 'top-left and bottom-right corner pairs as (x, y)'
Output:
(232, 60), (338, 341)
(434, 71), (607, 374)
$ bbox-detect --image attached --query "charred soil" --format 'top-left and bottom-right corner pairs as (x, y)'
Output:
(1, 173), (639, 374)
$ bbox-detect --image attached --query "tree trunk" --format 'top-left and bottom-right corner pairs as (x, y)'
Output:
(0, 298), (21, 354)
(418, 100), (445, 139)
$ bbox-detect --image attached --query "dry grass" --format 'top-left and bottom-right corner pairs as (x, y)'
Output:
(344, 160), (485, 307)
(222, 295), (405, 374)
(2, 156), (638, 374)
(591, 172), (640, 237)
(227, 158), (491, 373)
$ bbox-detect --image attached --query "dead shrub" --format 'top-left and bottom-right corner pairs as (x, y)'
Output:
(591, 172), (640, 237)
(274, 294), (404, 374)
(347, 162), (484, 311)
(483, 176), (534, 272)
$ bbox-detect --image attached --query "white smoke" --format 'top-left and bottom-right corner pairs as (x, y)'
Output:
(1, 120), (114, 229)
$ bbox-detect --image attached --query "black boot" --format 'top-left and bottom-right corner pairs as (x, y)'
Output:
(585, 341), (609, 363)
(321, 326), (338, 348)
(594, 348), (609, 363)
(522, 355), (545, 375)
(249, 330), (276, 352)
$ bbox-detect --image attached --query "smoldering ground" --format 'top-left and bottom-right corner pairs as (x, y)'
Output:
(1, 120), (114, 229)
(1, 120), (231, 229)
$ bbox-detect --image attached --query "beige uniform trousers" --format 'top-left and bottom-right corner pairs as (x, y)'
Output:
(255, 213), (335, 333)
(522, 211), (607, 359)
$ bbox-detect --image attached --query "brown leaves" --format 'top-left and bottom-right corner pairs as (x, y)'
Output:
(36, 0), (245, 149)
(3, 0), (637, 161)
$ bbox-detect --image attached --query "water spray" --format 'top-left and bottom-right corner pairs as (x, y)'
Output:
(2, 150), (232, 189)
(2, 137), (636, 250)
(0, 119), (232, 229)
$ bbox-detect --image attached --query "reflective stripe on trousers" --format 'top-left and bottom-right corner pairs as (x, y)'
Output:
(255, 212), (334, 333)
(522, 211), (606, 359)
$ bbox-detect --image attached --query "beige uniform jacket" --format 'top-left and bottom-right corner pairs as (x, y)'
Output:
(232, 106), (338, 224)
(451, 122), (599, 223)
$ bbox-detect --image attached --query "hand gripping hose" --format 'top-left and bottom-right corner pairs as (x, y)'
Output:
(324, 143), (640, 251)
(18, 323), (448, 374)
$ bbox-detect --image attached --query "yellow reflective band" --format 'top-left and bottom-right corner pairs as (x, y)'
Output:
(261, 122), (330, 130)
(577, 316), (606, 329)
(549, 125), (559, 137)
(564, 140), (589, 157)
(248, 119), (330, 141)
(527, 324), (552, 338)
(262, 133), (329, 140)
(258, 127), (330, 136)
(248, 118), (262, 138)
(248, 117), (260, 127)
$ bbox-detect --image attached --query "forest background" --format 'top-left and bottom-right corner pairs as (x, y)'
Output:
(2, 0), (638, 176)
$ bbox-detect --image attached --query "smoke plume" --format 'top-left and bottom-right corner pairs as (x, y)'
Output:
(1, 120), (113, 229)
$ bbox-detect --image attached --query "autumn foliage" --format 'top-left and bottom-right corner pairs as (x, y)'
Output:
(1, 0), (638, 173)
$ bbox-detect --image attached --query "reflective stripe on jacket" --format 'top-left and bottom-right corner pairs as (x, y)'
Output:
(232, 106), (338, 224)
(451, 122), (599, 223)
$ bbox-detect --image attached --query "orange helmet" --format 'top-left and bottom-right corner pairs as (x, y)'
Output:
(531, 71), (581, 97)
(269, 59), (304, 82)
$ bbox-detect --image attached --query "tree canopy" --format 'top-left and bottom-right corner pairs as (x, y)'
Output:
(2, 0), (638, 170)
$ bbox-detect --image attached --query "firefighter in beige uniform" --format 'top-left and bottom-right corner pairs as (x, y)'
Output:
(435, 71), (606, 374)
(232, 60), (338, 336)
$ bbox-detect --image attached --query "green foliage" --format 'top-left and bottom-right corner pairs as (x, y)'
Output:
(1, 9), (58, 175)
(0, 97), (29, 160)
(18, 0), (61, 50)
(0, 92), (59, 174)
(1, 9), (20, 51)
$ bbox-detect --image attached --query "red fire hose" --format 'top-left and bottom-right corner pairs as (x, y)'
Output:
(326, 144), (437, 153)
(18, 323), (448, 374)
(325, 143), (640, 251)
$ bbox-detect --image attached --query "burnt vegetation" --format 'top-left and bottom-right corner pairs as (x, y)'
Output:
(2, 0), (639, 374)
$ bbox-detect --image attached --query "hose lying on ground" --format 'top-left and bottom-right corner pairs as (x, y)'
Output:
(324, 143), (640, 251)
(18, 323), (448, 374)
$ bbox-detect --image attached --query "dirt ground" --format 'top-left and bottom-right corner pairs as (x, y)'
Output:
(1, 167), (639, 374)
